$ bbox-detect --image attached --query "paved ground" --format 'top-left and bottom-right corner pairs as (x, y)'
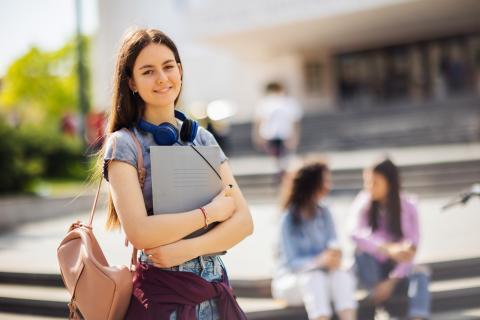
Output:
(0, 143), (479, 279)
(228, 143), (480, 175)
(0, 193), (479, 280)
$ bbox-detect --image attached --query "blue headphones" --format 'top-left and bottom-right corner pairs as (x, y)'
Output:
(137, 110), (199, 145)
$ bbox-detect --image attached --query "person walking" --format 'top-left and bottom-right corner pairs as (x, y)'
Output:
(252, 82), (303, 179)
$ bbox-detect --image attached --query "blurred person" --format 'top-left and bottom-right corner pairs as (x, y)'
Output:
(100, 28), (252, 319)
(271, 160), (357, 320)
(253, 82), (303, 179)
(86, 111), (106, 152)
(349, 159), (431, 320)
(60, 112), (77, 136)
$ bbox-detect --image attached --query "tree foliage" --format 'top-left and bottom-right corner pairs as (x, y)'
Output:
(0, 36), (91, 129)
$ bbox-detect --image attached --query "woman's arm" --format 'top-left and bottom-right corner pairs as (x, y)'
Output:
(108, 160), (235, 249)
(349, 192), (389, 257)
(277, 214), (316, 272)
(388, 199), (420, 278)
(324, 207), (339, 246)
(145, 161), (254, 267)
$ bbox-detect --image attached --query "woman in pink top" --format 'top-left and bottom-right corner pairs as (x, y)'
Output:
(350, 159), (430, 320)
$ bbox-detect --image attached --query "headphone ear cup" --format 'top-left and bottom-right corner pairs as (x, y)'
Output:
(138, 119), (179, 145)
(180, 119), (191, 142)
(154, 123), (179, 145)
(190, 120), (199, 142)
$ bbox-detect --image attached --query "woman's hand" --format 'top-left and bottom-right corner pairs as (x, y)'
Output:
(144, 240), (193, 268)
(204, 186), (236, 223)
(381, 242), (415, 263)
(316, 248), (342, 271)
(372, 278), (398, 303)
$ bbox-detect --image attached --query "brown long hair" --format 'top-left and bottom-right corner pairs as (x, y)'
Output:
(281, 161), (329, 225)
(95, 28), (183, 230)
(367, 159), (403, 239)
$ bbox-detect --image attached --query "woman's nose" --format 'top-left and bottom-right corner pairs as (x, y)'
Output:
(156, 70), (168, 83)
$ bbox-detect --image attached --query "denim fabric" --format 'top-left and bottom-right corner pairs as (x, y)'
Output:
(160, 256), (224, 320)
(276, 205), (338, 273)
(355, 252), (431, 319)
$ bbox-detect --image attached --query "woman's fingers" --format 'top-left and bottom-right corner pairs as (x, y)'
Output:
(224, 184), (233, 197)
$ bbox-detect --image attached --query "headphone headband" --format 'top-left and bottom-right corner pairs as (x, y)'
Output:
(174, 110), (187, 122)
(137, 110), (198, 145)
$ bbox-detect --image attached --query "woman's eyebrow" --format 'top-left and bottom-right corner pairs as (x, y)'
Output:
(138, 60), (176, 70)
(139, 64), (154, 70)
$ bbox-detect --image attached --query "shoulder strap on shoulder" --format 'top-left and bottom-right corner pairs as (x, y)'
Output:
(124, 128), (146, 189)
(88, 128), (146, 269)
(87, 179), (103, 227)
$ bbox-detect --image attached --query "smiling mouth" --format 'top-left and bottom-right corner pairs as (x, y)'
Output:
(154, 87), (171, 94)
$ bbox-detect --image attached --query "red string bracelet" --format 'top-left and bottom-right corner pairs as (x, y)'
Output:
(199, 207), (209, 229)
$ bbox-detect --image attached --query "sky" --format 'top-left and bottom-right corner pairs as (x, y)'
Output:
(0, 0), (98, 76)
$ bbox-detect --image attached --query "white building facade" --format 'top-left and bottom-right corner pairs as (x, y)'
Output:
(92, 0), (480, 123)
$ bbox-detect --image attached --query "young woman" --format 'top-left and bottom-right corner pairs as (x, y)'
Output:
(100, 28), (253, 319)
(350, 159), (430, 320)
(271, 160), (357, 320)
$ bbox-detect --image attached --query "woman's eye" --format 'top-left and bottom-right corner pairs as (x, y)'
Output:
(165, 65), (174, 70)
(143, 70), (154, 75)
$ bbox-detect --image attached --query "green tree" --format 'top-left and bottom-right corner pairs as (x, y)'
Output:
(0, 36), (91, 131)
(0, 37), (93, 194)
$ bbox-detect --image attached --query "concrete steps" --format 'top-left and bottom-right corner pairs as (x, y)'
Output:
(0, 257), (478, 319)
(0, 314), (61, 320)
(238, 159), (480, 200)
(246, 277), (480, 320)
(0, 278), (478, 319)
(228, 96), (480, 156)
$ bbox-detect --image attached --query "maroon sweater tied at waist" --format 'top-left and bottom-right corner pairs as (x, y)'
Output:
(125, 262), (247, 320)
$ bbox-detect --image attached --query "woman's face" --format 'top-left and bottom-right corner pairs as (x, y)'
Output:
(316, 170), (331, 199)
(129, 43), (182, 110)
(364, 169), (389, 201)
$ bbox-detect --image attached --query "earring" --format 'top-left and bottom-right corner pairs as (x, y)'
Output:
(132, 90), (137, 95)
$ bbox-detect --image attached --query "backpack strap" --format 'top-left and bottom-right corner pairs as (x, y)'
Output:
(86, 179), (103, 228)
(125, 129), (146, 189)
(87, 128), (147, 270)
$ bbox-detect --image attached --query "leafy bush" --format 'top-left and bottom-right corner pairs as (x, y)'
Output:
(0, 118), (91, 194)
(0, 119), (34, 192)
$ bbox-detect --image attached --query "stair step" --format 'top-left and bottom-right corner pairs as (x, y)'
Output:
(0, 276), (479, 319)
(432, 308), (480, 320)
(231, 258), (480, 298)
(228, 97), (480, 156)
(0, 313), (61, 320)
(430, 276), (480, 292)
(0, 285), (69, 302)
(1, 258), (479, 296)
(236, 298), (287, 313)
(236, 159), (480, 197)
(0, 298), (67, 318)
(244, 277), (480, 320)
